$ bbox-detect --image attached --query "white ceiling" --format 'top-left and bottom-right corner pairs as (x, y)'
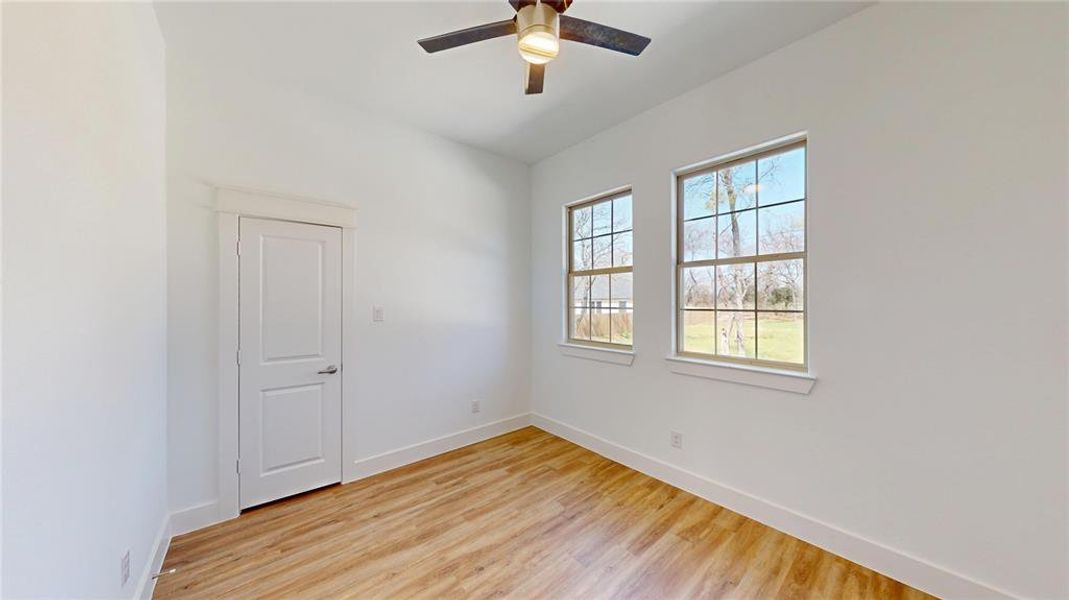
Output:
(154, 1), (869, 163)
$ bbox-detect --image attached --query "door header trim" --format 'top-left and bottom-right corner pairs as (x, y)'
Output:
(215, 185), (356, 229)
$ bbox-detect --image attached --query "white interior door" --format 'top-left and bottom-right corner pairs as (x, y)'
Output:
(239, 217), (342, 509)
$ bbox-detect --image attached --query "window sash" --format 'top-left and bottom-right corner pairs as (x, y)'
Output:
(567, 190), (633, 349)
(681, 251), (803, 269)
(675, 140), (806, 370)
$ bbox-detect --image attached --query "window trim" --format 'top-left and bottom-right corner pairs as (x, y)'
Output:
(672, 136), (808, 372)
(558, 342), (635, 366)
(664, 354), (814, 394)
(563, 186), (634, 350)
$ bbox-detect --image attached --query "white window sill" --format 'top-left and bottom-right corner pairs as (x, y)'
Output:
(558, 342), (635, 366)
(664, 355), (815, 394)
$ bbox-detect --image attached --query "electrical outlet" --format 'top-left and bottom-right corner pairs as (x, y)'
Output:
(372, 306), (385, 322)
(121, 550), (130, 587)
(471, 400), (481, 414)
(670, 430), (683, 449)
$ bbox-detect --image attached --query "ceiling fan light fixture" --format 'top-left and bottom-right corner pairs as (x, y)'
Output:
(516, 3), (560, 64)
(518, 31), (558, 64)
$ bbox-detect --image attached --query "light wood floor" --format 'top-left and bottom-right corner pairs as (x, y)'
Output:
(154, 427), (932, 599)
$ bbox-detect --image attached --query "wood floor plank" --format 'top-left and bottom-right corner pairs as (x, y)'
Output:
(153, 427), (933, 600)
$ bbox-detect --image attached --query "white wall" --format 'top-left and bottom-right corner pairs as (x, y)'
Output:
(530, 4), (1067, 599)
(1, 4), (6, 594)
(166, 59), (531, 517)
(2, 4), (168, 598)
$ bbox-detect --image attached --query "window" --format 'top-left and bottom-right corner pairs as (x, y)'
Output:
(567, 190), (633, 348)
(676, 141), (806, 369)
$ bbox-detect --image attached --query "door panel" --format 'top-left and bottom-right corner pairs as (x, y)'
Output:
(239, 217), (342, 509)
(261, 236), (325, 362)
(260, 384), (325, 474)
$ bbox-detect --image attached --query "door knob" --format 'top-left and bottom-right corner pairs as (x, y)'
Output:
(318, 365), (339, 375)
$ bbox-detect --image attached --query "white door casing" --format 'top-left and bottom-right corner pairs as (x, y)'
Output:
(238, 217), (343, 509)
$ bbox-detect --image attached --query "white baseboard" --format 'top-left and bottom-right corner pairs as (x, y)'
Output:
(134, 514), (172, 600)
(346, 414), (532, 482)
(170, 499), (223, 537)
(529, 413), (1016, 600)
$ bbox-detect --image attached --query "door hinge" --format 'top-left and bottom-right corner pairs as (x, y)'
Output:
(236, 348), (241, 366)
(236, 240), (241, 256)
(236, 459), (240, 474)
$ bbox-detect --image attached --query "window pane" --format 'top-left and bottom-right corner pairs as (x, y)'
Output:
(610, 272), (633, 309)
(572, 205), (592, 240)
(716, 263), (755, 309)
(758, 312), (804, 364)
(682, 173), (715, 220)
(611, 309), (633, 345)
(717, 162), (757, 213)
(592, 235), (612, 269)
(682, 310), (715, 354)
(590, 306), (610, 343)
(716, 311), (756, 358)
(571, 275), (591, 307)
(613, 195), (632, 232)
(717, 210), (756, 258)
(572, 239), (592, 271)
(612, 232), (633, 267)
(681, 266), (715, 308)
(683, 217), (715, 262)
(571, 308), (590, 340)
(591, 274), (609, 309)
(758, 201), (804, 255)
(758, 146), (805, 206)
(592, 201), (612, 236)
(757, 259), (803, 310)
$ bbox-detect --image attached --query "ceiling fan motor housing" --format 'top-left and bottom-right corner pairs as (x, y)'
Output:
(516, 3), (560, 64)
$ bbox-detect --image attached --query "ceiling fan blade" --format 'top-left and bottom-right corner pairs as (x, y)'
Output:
(508, 0), (534, 11)
(559, 15), (650, 56)
(543, 0), (573, 13)
(417, 19), (517, 53)
(525, 62), (545, 95)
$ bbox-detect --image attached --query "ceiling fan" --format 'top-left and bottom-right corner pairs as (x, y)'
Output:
(417, 0), (651, 95)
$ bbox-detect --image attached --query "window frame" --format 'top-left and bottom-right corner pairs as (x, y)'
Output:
(674, 139), (808, 371)
(565, 188), (634, 350)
